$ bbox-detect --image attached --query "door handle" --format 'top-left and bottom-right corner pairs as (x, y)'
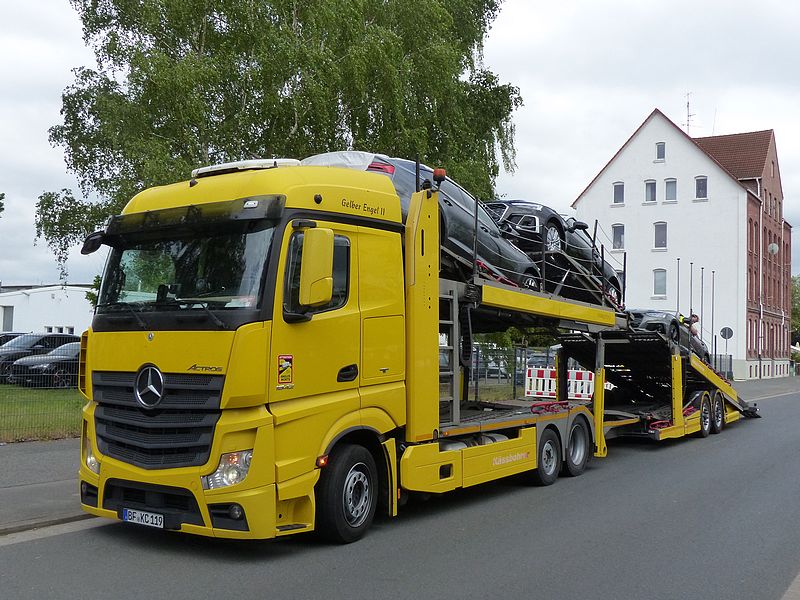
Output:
(442, 198), (453, 206)
(337, 364), (359, 382)
(480, 226), (489, 233)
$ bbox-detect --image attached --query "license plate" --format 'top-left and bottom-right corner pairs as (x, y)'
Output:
(122, 508), (164, 529)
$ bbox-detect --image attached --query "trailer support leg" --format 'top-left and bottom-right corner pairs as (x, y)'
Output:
(593, 337), (607, 458)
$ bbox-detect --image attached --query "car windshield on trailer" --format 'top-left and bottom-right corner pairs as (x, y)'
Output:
(0, 334), (41, 349)
(49, 343), (81, 357)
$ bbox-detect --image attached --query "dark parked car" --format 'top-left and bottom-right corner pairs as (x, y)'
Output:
(0, 333), (81, 383)
(627, 309), (711, 363)
(485, 199), (624, 309)
(302, 152), (542, 289)
(0, 332), (26, 345)
(8, 342), (81, 388)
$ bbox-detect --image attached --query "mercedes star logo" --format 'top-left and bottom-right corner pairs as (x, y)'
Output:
(134, 366), (165, 409)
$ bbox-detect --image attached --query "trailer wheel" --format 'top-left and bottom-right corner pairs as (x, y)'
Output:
(563, 419), (589, 477)
(711, 390), (725, 434)
(316, 444), (377, 543)
(531, 428), (561, 486)
(697, 393), (712, 438)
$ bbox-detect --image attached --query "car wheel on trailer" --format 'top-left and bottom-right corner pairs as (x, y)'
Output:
(522, 270), (540, 291)
(544, 222), (563, 252)
(668, 322), (680, 344)
(316, 444), (378, 543)
(563, 419), (590, 477)
(531, 428), (561, 486)
(697, 392), (712, 438)
(711, 390), (725, 434)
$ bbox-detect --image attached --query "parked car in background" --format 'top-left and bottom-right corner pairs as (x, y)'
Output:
(302, 152), (542, 289)
(8, 342), (81, 388)
(485, 199), (624, 309)
(0, 333), (81, 383)
(627, 309), (711, 363)
(0, 332), (26, 345)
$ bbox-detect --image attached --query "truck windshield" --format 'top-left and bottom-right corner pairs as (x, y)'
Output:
(97, 220), (274, 314)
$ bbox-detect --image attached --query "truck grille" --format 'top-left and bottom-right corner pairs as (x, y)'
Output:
(93, 371), (223, 469)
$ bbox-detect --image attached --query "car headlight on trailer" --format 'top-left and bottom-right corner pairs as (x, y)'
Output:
(202, 450), (253, 490)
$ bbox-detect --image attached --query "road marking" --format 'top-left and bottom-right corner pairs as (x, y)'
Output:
(745, 390), (800, 402)
(0, 518), (107, 547)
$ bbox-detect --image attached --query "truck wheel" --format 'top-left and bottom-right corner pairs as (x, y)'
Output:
(316, 444), (377, 543)
(563, 419), (589, 477)
(711, 390), (725, 434)
(697, 393), (712, 438)
(531, 428), (561, 486)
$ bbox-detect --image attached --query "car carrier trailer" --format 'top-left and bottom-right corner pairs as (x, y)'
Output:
(77, 161), (758, 543)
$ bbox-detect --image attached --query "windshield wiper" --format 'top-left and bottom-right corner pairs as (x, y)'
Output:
(175, 299), (227, 329)
(96, 301), (147, 329)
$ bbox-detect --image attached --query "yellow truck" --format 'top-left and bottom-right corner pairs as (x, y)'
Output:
(77, 159), (757, 542)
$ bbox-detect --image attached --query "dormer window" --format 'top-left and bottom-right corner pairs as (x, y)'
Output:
(655, 142), (666, 161)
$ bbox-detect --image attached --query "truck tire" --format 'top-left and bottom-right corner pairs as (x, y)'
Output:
(530, 428), (561, 486)
(563, 419), (590, 477)
(696, 392), (712, 438)
(316, 444), (378, 543)
(711, 390), (725, 434)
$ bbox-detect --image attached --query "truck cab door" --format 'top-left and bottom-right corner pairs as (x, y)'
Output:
(270, 221), (360, 405)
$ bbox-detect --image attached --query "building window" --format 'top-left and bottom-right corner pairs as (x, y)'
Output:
(66, 326), (74, 335)
(653, 269), (667, 296)
(613, 182), (624, 204)
(771, 160), (775, 177)
(645, 180), (656, 203)
(665, 179), (677, 201)
(695, 176), (708, 199)
(655, 142), (665, 160)
(654, 222), (667, 249)
(612, 224), (624, 249)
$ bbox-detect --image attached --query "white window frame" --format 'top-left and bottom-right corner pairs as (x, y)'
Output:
(653, 268), (667, 297)
(655, 142), (666, 161)
(644, 180), (656, 203)
(612, 182), (625, 205)
(611, 223), (624, 250)
(664, 178), (677, 202)
(695, 176), (708, 200)
(653, 221), (667, 250)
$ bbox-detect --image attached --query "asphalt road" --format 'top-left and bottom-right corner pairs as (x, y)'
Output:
(2, 391), (799, 600)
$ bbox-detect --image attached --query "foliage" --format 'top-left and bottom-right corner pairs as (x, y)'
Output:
(0, 192), (4, 218)
(85, 274), (102, 308)
(39, 0), (521, 277)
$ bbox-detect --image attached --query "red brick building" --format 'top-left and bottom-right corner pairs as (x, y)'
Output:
(695, 130), (792, 377)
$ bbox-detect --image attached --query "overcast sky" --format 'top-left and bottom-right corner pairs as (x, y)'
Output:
(1, 0), (798, 286)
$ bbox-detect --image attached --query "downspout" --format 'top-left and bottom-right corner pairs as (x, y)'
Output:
(757, 177), (763, 379)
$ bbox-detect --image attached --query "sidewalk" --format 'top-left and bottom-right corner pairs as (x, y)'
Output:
(0, 376), (797, 536)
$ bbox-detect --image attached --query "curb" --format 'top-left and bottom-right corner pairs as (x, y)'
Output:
(0, 513), (93, 537)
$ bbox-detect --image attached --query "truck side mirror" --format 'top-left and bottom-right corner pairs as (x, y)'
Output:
(81, 231), (106, 255)
(299, 228), (334, 307)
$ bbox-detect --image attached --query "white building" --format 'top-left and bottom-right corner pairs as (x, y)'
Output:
(0, 285), (94, 335)
(573, 109), (791, 380)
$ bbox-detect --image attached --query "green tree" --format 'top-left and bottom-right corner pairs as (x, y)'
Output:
(0, 192), (5, 218)
(85, 274), (102, 308)
(38, 0), (521, 277)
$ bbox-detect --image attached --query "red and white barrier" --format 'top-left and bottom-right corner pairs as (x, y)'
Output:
(524, 368), (595, 400)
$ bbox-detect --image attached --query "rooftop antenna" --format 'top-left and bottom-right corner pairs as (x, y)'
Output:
(683, 92), (695, 135)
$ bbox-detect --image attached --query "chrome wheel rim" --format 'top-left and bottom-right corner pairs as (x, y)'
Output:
(545, 227), (561, 252)
(714, 398), (724, 428)
(569, 425), (586, 465)
(342, 463), (371, 528)
(701, 401), (711, 432)
(541, 440), (557, 475)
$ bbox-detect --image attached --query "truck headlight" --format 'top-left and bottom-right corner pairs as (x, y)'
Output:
(202, 450), (253, 490)
(83, 434), (100, 475)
